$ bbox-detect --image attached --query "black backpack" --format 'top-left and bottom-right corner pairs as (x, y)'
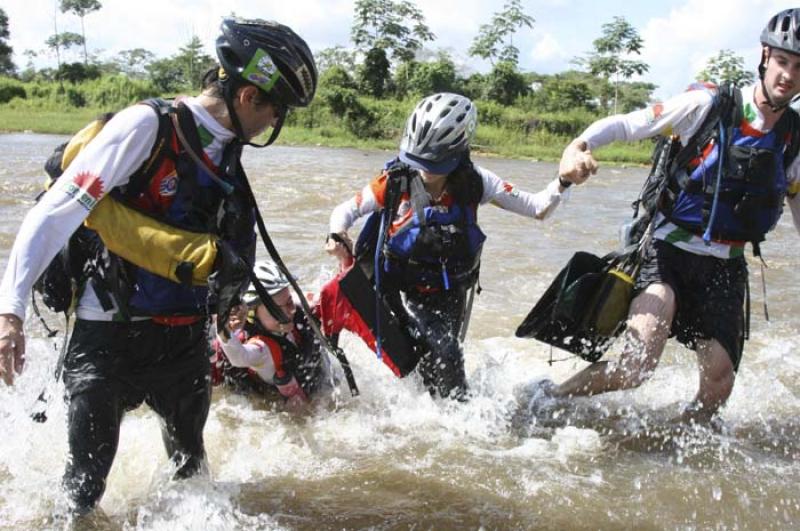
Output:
(32, 99), (172, 314)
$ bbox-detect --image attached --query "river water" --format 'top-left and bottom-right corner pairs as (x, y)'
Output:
(0, 133), (798, 530)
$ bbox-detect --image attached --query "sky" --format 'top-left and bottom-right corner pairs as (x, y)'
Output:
(2, 0), (796, 100)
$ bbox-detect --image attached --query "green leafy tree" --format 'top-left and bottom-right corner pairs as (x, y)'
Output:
(357, 46), (391, 97)
(174, 35), (215, 89)
(114, 48), (155, 79)
(485, 60), (528, 105)
(146, 57), (184, 93)
(468, 0), (534, 67)
(351, 0), (435, 63)
(319, 64), (356, 91)
(696, 49), (755, 86)
(46, 32), (85, 66)
(56, 61), (100, 83)
(577, 16), (649, 114)
(19, 49), (38, 81)
(530, 73), (595, 113)
(411, 54), (457, 95)
(60, 0), (101, 65)
(0, 8), (16, 76)
(616, 81), (656, 112)
(316, 46), (357, 76)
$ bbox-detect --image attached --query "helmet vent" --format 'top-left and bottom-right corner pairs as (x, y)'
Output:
(437, 127), (454, 141)
(439, 108), (451, 118)
(425, 101), (434, 112)
(450, 132), (465, 146)
(781, 16), (791, 33)
(455, 113), (466, 123)
(420, 121), (432, 145)
(410, 114), (417, 132)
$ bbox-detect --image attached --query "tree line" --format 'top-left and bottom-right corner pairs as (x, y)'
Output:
(0, 1), (756, 140)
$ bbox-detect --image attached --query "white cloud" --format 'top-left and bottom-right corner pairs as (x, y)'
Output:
(531, 32), (567, 63)
(639, 0), (787, 99)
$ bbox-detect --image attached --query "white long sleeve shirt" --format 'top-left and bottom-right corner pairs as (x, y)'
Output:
(329, 164), (565, 234)
(577, 84), (800, 258)
(0, 97), (235, 321)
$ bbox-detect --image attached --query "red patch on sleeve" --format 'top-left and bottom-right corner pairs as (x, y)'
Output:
(72, 171), (105, 200)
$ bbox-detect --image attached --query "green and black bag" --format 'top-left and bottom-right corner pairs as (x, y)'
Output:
(515, 250), (635, 363)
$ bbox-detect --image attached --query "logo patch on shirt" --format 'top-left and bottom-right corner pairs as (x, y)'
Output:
(503, 181), (520, 197)
(645, 103), (664, 125)
(158, 173), (179, 196)
(61, 171), (105, 210)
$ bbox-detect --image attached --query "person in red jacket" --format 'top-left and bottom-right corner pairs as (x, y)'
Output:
(212, 260), (332, 406)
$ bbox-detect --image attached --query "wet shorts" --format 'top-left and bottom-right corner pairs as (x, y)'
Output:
(634, 239), (747, 370)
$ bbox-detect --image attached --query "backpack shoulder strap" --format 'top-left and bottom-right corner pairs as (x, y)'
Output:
(122, 98), (174, 199)
(773, 106), (800, 169)
(671, 83), (737, 173)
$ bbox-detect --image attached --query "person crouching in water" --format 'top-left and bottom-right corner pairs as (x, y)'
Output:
(212, 260), (332, 406)
(324, 93), (577, 400)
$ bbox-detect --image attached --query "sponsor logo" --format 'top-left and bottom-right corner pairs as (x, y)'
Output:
(242, 49), (281, 92)
(158, 173), (179, 196)
(503, 181), (520, 197)
(61, 170), (105, 210)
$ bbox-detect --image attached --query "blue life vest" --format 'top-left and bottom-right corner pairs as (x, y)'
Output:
(122, 105), (252, 316)
(667, 86), (799, 243)
(383, 176), (486, 290)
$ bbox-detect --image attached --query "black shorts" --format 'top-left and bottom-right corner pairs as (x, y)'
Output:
(634, 240), (747, 370)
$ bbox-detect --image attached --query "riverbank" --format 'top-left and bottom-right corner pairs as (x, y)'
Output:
(0, 105), (654, 165)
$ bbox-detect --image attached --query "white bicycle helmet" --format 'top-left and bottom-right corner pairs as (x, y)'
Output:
(399, 93), (477, 174)
(242, 260), (291, 306)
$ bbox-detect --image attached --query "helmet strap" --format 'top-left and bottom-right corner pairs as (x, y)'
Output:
(221, 79), (286, 148)
(222, 79), (249, 143)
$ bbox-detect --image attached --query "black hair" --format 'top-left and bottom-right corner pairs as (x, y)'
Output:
(445, 150), (483, 205)
(201, 65), (272, 106)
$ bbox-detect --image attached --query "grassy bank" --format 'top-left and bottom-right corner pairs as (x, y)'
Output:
(0, 105), (654, 165)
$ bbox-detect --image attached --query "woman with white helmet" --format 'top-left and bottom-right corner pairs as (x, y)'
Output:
(324, 93), (576, 400)
(213, 259), (331, 405)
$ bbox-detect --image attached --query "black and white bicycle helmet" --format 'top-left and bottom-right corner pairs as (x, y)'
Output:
(399, 93), (478, 174)
(242, 260), (291, 306)
(761, 9), (800, 55)
(216, 17), (317, 107)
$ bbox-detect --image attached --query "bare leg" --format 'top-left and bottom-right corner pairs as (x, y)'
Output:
(554, 282), (677, 398)
(680, 339), (735, 424)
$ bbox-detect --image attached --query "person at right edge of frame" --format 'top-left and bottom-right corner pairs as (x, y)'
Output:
(0, 19), (316, 514)
(537, 9), (800, 424)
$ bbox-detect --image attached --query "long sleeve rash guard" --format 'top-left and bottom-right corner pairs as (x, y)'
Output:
(329, 165), (565, 234)
(576, 84), (800, 256)
(0, 97), (235, 321)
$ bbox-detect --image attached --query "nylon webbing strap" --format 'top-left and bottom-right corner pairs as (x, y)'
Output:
(240, 173), (360, 397)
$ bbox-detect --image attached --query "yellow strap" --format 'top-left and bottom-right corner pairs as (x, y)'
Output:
(84, 196), (218, 286)
(608, 268), (634, 285)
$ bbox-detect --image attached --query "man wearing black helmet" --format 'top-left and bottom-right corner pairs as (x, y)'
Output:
(0, 18), (316, 513)
(538, 9), (800, 423)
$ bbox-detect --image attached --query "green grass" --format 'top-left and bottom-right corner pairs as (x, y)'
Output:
(0, 105), (654, 165)
(0, 107), (101, 134)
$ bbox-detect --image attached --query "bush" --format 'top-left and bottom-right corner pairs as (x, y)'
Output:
(0, 77), (26, 104)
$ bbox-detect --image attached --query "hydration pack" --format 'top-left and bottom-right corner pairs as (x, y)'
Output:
(32, 99), (172, 314)
(626, 83), (800, 252)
